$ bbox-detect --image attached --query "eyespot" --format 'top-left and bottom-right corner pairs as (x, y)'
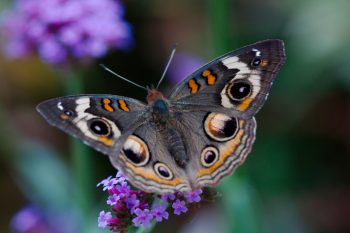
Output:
(201, 146), (219, 167)
(227, 81), (252, 101)
(88, 118), (111, 136)
(251, 57), (261, 66)
(60, 109), (74, 120)
(204, 113), (239, 141)
(122, 135), (150, 166)
(64, 110), (73, 116)
(154, 163), (173, 180)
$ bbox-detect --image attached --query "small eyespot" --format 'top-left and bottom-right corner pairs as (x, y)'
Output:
(252, 57), (261, 66)
(201, 146), (219, 167)
(228, 81), (252, 101)
(89, 118), (111, 136)
(64, 110), (73, 116)
(60, 109), (74, 120)
(122, 135), (150, 166)
(204, 113), (239, 142)
(154, 163), (173, 180)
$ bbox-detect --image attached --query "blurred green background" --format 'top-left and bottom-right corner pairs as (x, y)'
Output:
(0, 0), (349, 233)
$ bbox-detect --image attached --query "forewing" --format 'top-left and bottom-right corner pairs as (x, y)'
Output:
(37, 95), (148, 156)
(169, 39), (286, 118)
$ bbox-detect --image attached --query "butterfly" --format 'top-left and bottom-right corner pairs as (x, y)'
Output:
(37, 39), (286, 194)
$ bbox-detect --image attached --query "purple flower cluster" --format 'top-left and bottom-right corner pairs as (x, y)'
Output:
(97, 172), (203, 232)
(0, 0), (132, 64)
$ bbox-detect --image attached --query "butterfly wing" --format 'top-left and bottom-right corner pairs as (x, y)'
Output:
(169, 39), (286, 119)
(169, 111), (256, 188)
(38, 95), (193, 194)
(37, 95), (148, 156)
(109, 122), (192, 194)
(168, 39), (285, 188)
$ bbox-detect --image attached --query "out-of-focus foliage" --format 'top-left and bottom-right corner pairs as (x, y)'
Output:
(0, 0), (349, 233)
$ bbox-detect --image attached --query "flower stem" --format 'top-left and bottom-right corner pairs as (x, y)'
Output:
(132, 221), (157, 233)
(206, 0), (236, 55)
(61, 69), (94, 226)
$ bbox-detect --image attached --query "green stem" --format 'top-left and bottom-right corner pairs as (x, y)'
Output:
(206, 1), (260, 233)
(61, 69), (94, 225)
(206, 0), (234, 56)
(132, 221), (157, 233)
(0, 104), (18, 162)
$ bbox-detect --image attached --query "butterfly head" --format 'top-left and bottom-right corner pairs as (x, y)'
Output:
(146, 86), (165, 104)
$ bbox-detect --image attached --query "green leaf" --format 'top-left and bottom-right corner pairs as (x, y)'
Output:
(13, 142), (73, 209)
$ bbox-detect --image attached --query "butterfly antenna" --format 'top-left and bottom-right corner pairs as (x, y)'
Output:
(100, 64), (147, 90)
(156, 44), (177, 89)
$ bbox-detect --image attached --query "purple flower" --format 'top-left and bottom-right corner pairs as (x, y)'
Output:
(126, 194), (140, 212)
(116, 171), (126, 183)
(172, 199), (188, 215)
(97, 176), (118, 191)
(11, 206), (44, 232)
(98, 211), (112, 228)
(132, 208), (153, 228)
(107, 194), (120, 206)
(0, 0), (133, 64)
(116, 180), (131, 196)
(184, 189), (203, 203)
(151, 204), (169, 222)
(161, 193), (176, 202)
(97, 172), (204, 232)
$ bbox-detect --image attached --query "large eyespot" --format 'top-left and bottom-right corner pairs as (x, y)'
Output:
(122, 135), (150, 166)
(88, 118), (111, 136)
(201, 146), (219, 167)
(227, 81), (252, 101)
(204, 113), (239, 141)
(154, 163), (173, 180)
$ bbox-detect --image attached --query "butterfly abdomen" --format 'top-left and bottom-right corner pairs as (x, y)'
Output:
(166, 127), (188, 167)
(150, 98), (189, 167)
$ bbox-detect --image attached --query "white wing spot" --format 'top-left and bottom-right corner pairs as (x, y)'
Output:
(221, 56), (249, 71)
(252, 48), (261, 57)
(57, 102), (64, 111)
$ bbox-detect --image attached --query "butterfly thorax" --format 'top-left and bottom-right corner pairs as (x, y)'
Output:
(147, 88), (188, 167)
(146, 88), (169, 115)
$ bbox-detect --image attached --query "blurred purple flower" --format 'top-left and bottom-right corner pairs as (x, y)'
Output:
(10, 205), (78, 233)
(168, 52), (205, 84)
(11, 205), (47, 233)
(172, 199), (188, 215)
(132, 208), (153, 228)
(0, 0), (132, 64)
(97, 172), (203, 232)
